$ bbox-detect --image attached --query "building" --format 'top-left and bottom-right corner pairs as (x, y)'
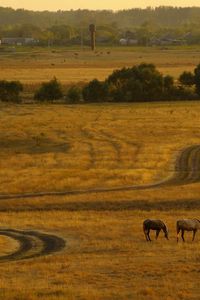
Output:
(119, 38), (138, 46)
(1, 37), (38, 46)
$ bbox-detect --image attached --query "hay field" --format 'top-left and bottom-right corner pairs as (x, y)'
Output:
(1, 102), (200, 299)
(0, 46), (200, 84)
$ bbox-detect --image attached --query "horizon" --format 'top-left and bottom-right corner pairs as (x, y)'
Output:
(0, 1), (200, 11)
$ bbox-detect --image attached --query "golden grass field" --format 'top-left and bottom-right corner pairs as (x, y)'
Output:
(0, 102), (200, 299)
(0, 46), (200, 85)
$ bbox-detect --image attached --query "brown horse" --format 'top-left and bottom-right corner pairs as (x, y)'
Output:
(176, 219), (200, 242)
(143, 219), (169, 242)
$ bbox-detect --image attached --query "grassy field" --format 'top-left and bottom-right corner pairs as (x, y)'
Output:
(0, 102), (200, 299)
(0, 46), (200, 85)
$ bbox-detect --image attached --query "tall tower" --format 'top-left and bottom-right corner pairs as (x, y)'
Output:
(89, 24), (96, 51)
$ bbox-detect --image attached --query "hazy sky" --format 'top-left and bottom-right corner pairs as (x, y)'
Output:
(0, 0), (199, 11)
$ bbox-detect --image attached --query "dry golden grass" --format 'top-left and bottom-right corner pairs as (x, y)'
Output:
(1, 101), (200, 195)
(0, 210), (200, 300)
(1, 102), (200, 299)
(0, 46), (199, 84)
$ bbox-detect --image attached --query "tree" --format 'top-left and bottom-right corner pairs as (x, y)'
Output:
(0, 80), (23, 102)
(106, 64), (166, 102)
(179, 71), (194, 86)
(66, 85), (82, 103)
(194, 64), (200, 95)
(82, 79), (108, 102)
(34, 78), (63, 101)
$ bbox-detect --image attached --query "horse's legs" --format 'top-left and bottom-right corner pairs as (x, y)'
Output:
(177, 227), (180, 243)
(156, 229), (161, 240)
(147, 229), (151, 242)
(181, 229), (185, 242)
(144, 230), (149, 242)
(192, 229), (197, 241)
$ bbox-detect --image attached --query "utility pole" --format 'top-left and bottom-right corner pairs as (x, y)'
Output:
(89, 24), (96, 51)
(80, 27), (84, 50)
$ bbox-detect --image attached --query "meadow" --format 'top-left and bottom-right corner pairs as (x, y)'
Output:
(0, 102), (200, 299)
(0, 46), (200, 86)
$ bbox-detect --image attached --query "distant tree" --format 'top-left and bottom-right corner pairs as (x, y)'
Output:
(82, 79), (108, 102)
(0, 80), (23, 102)
(106, 64), (165, 101)
(194, 64), (200, 95)
(179, 71), (195, 86)
(66, 85), (82, 103)
(163, 75), (174, 90)
(34, 78), (63, 101)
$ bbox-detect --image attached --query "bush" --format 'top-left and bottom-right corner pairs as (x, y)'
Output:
(194, 64), (200, 96)
(0, 80), (23, 102)
(106, 64), (165, 102)
(82, 79), (108, 102)
(34, 78), (63, 101)
(66, 85), (82, 103)
(179, 71), (194, 86)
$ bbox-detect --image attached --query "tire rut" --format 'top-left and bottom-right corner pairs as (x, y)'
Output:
(0, 144), (200, 200)
(0, 229), (65, 262)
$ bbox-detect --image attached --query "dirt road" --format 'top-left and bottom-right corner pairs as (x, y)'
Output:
(0, 144), (199, 200)
(0, 229), (65, 262)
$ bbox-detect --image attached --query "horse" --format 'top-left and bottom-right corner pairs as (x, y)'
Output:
(143, 219), (169, 242)
(176, 219), (200, 242)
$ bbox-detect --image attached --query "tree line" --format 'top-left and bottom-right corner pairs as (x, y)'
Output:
(1, 63), (200, 103)
(1, 7), (200, 45)
(1, 6), (200, 28)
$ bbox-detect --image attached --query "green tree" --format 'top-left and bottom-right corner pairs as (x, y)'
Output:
(66, 85), (82, 103)
(194, 64), (200, 95)
(82, 79), (108, 102)
(179, 71), (194, 86)
(34, 78), (63, 101)
(0, 80), (23, 102)
(106, 64), (165, 101)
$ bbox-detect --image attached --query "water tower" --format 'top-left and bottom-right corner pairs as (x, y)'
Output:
(89, 24), (96, 51)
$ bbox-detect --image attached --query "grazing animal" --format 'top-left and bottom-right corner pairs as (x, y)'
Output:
(176, 219), (200, 242)
(143, 219), (169, 242)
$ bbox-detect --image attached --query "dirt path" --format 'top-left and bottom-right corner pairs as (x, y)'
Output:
(167, 145), (200, 185)
(0, 229), (65, 262)
(0, 144), (200, 200)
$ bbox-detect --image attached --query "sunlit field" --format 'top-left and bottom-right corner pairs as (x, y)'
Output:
(0, 102), (200, 299)
(0, 46), (200, 84)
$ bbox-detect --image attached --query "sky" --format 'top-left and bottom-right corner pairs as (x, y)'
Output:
(0, 0), (199, 11)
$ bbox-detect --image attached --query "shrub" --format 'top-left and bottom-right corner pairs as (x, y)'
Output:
(106, 64), (165, 102)
(179, 71), (194, 86)
(34, 78), (63, 101)
(82, 79), (108, 102)
(66, 85), (82, 103)
(194, 64), (200, 96)
(0, 80), (23, 102)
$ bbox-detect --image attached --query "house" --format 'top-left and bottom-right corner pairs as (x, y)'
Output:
(119, 30), (138, 46)
(150, 36), (186, 46)
(1, 37), (38, 46)
(119, 38), (138, 46)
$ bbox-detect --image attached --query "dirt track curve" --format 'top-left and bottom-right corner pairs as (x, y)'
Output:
(0, 229), (65, 262)
(0, 144), (200, 200)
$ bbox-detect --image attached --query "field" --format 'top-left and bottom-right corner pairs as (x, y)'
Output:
(0, 46), (200, 86)
(0, 102), (200, 299)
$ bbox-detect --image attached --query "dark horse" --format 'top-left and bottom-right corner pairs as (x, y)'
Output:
(176, 219), (200, 242)
(143, 219), (169, 242)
